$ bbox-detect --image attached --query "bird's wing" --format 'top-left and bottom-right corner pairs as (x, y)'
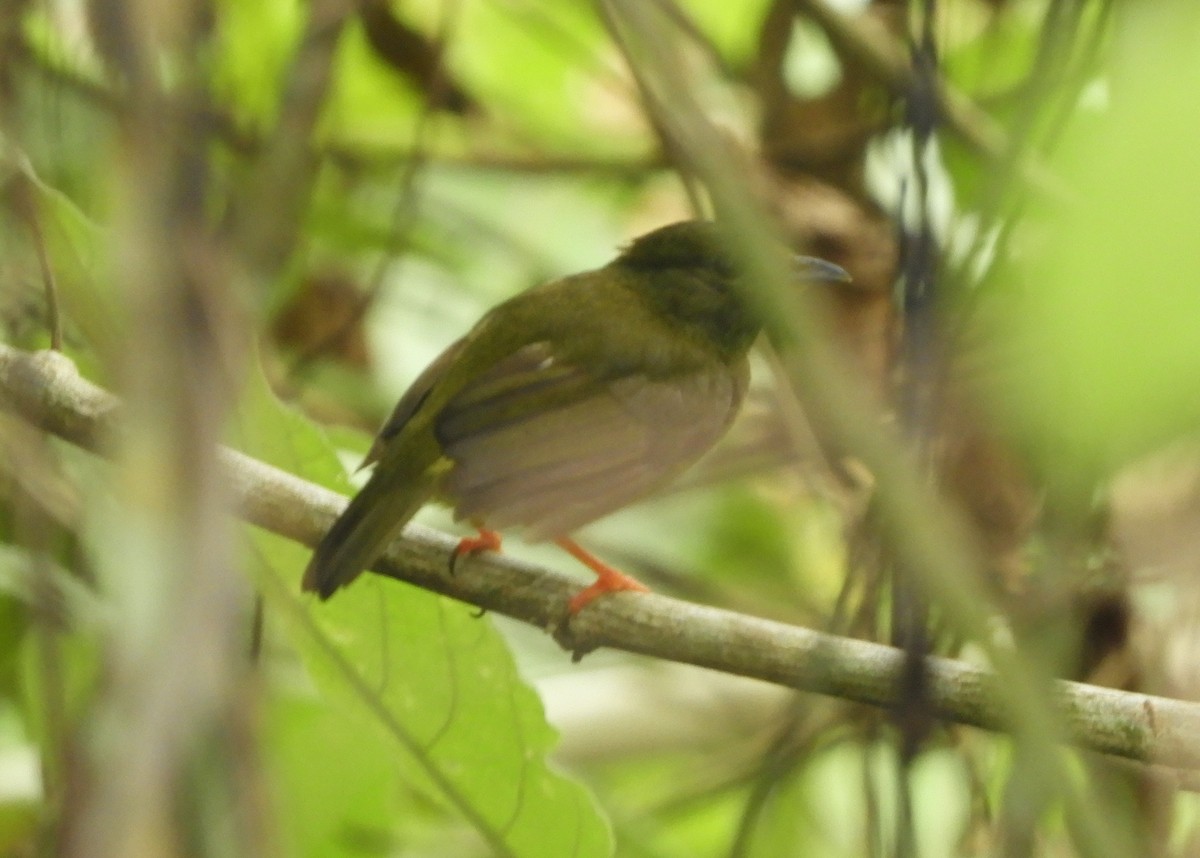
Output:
(359, 336), (468, 470)
(436, 342), (748, 540)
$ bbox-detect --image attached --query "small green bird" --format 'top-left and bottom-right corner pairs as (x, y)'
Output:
(303, 221), (848, 613)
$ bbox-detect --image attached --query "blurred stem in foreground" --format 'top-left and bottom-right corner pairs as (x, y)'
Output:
(59, 0), (263, 855)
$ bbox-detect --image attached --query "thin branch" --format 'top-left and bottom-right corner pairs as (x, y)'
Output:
(5, 172), (63, 349)
(28, 202), (62, 351)
(3, 342), (1200, 770)
(227, 0), (355, 277)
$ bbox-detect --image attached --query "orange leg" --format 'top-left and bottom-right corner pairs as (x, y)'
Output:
(450, 526), (503, 573)
(555, 537), (650, 615)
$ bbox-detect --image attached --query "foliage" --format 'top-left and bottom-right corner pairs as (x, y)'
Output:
(3, 0), (1200, 856)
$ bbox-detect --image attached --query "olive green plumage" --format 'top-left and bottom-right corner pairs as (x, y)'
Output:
(303, 220), (847, 599)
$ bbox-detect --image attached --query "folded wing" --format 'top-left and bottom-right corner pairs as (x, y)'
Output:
(436, 342), (747, 540)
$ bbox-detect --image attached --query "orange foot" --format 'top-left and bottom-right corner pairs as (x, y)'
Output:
(450, 527), (503, 574)
(555, 537), (650, 615)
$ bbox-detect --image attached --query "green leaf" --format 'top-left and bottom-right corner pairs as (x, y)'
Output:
(236, 360), (612, 856)
(212, 0), (307, 129)
(266, 692), (414, 857)
(988, 4), (1200, 478)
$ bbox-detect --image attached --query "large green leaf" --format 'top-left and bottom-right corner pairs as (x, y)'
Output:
(236, 362), (612, 856)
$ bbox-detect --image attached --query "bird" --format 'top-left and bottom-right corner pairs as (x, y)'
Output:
(302, 220), (849, 614)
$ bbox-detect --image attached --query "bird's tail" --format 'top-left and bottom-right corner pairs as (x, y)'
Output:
(302, 466), (436, 599)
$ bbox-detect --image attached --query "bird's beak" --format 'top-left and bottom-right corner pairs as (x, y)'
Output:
(794, 255), (852, 284)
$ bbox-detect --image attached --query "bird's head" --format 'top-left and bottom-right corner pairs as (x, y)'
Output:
(615, 220), (850, 356)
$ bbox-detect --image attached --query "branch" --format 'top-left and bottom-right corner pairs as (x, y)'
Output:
(3, 343), (1199, 769)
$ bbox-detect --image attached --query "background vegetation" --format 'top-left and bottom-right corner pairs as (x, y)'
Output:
(3, 0), (1200, 855)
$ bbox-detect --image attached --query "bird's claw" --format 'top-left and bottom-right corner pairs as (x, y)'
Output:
(449, 528), (503, 574)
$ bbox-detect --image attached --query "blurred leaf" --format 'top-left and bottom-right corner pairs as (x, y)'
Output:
(0, 595), (28, 702)
(942, 8), (1038, 103)
(359, 2), (476, 115)
(989, 3), (1200, 478)
(17, 625), (102, 760)
(701, 487), (794, 591)
(445, 0), (644, 151)
(212, 0), (306, 129)
(0, 731), (39, 855)
(323, 22), (429, 148)
(680, 0), (774, 66)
